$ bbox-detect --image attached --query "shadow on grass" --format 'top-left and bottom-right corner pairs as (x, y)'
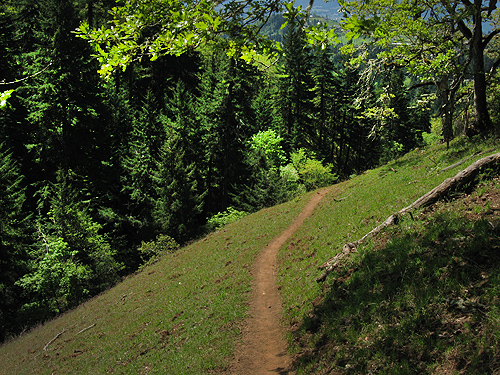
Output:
(294, 212), (500, 374)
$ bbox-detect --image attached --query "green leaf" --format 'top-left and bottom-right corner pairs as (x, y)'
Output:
(0, 90), (14, 110)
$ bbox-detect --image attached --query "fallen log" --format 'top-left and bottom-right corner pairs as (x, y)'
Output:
(316, 150), (500, 283)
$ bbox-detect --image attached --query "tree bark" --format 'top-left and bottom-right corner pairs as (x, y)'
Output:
(468, 0), (492, 134)
(316, 150), (500, 283)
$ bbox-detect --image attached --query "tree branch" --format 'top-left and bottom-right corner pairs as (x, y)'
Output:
(483, 28), (500, 49)
(43, 329), (66, 351)
(0, 62), (52, 86)
(408, 81), (436, 90)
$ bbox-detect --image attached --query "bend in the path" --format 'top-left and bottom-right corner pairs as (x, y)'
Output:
(230, 187), (332, 375)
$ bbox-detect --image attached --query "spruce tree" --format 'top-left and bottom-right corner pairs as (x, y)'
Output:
(154, 131), (204, 244)
(310, 43), (343, 163)
(0, 144), (29, 341)
(196, 48), (249, 216)
(121, 90), (164, 239)
(278, 17), (314, 152)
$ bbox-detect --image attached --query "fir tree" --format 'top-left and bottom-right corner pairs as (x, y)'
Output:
(154, 130), (204, 244)
(278, 17), (314, 152)
(0, 144), (30, 341)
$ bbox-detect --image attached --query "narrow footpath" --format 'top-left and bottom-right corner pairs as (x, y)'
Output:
(229, 187), (332, 375)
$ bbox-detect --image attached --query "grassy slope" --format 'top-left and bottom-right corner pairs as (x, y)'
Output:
(278, 137), (500, 374)
(0, 196), (310, 374)
(1, 136), (499, 374)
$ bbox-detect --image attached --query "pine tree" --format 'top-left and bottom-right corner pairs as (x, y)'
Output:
(121, 90), (164, 238)
(310, 43), (343, 163)
(278, 17), (314, 152)
(16, 0), (113, 180)
(18, 170), (122, 324)
(196, 48), (250, 216)
(0, 144), (29, 341)
(154, 131), (204, 244)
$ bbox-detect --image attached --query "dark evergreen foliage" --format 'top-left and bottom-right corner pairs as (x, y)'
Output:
(0, 144), (30, 342)
(0, 0), (448, 341)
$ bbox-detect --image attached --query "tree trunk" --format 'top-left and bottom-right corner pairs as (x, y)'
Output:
(438, 75), (454, 147)
(469, 0), (492, 134)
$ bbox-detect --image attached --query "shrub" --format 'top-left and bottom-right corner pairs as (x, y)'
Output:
(248, 129), (287, 168)
(206, 207), (248, 231)
(138, 234), (179, 266)
(290, 148), (338, 190)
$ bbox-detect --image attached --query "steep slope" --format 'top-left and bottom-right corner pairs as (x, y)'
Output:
(277, 138), (500, 374)
(0, 195), (311, 374)
(1, 136), (499, 374)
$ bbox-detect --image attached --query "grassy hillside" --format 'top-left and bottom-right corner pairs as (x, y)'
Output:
(0, 197), (310, 374)
(277, 137), (500, 374)
(1, 136), (500, 374)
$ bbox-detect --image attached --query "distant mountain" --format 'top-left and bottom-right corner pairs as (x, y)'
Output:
(295, 0), (342, 20)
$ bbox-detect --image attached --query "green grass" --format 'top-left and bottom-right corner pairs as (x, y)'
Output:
(0, 195), (310, 374)
(2, 135), (500, 374)
(277, 136), (500, 373)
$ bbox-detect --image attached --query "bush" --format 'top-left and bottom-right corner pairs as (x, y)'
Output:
(422, 117), (443, 145)
(290, 149), (338, 190)
(248, 129), (287, 168)
(138, 234), (179, 266)
(206, 207), (248, 231)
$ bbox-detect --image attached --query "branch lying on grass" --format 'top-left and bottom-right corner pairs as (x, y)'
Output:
(333, 193), (352, 202)
(317, 151), (500, 283)
(43, 329), (66, 351)
(77, 323), (96, 335)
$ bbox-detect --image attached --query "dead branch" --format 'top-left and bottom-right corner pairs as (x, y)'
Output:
(316, 151), (500, 283)
(0, 62), (52, 86)
(333, 193), (352, 202)
(43, 329), (66, 351)
(77, 323), (96, 335)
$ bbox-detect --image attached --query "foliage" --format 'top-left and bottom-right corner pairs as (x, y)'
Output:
(154, 129), (204, 244)
(137, 234), (179, 266)
(489, 71), (500, 127)
(16, 235), (91, 321)
(0, 143), (29, 341)
(77, 0), (289, 78)
(290, 148), (338, 190)
(248, 129), (287, 169)
(0, 90), (13, 110)
(339, 0), (499, 134)
(16, 170), (122, 324)
(206, 206), (249, 231)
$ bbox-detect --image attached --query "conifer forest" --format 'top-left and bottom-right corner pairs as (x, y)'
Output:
(1, 0), (499, 341)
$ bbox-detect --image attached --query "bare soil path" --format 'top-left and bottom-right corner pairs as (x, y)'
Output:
(229, 188), (332, 375)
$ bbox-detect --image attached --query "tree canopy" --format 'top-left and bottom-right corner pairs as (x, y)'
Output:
(339, 0), (500, 134)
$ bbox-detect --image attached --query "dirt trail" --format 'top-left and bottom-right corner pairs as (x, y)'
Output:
(229, 188), (331, 375)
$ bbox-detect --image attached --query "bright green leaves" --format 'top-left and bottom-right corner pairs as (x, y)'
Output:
(0, 90), (13, 110)
(78, 0), (322, 77)
(249, 129), (287, 168)
(77, 0), (221, 78)
(306, 23), (339, 49)
(338, 0), (465, 85)
(342, 14), (380, 40)
(195, 12), (222, 32)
